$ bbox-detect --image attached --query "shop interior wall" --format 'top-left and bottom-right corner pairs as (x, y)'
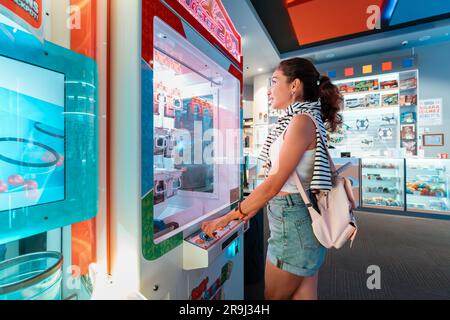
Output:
(243, 84), (254, 119)
(415, 41), (450, 157)
(251, 40), (450, 159)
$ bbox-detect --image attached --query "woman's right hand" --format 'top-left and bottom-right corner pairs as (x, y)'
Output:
(201, 216), (229, 238)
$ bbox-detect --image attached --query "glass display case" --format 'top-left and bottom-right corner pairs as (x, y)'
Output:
(406, 159), (450, 213)
(361, 158), (405, 210)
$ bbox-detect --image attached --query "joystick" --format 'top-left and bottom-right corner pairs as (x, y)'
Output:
(199, 232), (215, 241)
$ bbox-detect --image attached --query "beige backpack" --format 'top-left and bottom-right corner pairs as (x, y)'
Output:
(293, 114), (358, 249)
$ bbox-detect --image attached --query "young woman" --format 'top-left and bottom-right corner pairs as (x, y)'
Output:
(202, 57), (349, 300)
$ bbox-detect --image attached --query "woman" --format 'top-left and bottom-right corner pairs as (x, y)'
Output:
(202, 57), (347, 300)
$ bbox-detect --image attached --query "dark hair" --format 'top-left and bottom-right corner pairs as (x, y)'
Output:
(277, 57), (343, 132)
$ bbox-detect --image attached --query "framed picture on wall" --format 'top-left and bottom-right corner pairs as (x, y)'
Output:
(423, 134), (444, 146)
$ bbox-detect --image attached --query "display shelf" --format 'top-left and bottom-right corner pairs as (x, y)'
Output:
(343, 105), (399, 113)
(364, 191), (401, 196)
(407, 194), (447, 199)
(362, 167), (400, 170)
(341, 88), (399, 97)
(408, 179), (446, 185)
(362, 176), (402, 182)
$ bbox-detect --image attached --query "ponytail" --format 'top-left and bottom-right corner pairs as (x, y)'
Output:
(319, 75), (343, 132)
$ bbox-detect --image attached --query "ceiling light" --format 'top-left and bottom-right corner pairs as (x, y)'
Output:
(257, 68), (263, 72)
(157, 33), (167, 39)
(419, 35), (431, 42)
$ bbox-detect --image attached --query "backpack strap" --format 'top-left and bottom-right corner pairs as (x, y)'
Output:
(292, 172), (322, 220)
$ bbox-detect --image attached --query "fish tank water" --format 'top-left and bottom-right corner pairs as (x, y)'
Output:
(0, 252), (63, 300)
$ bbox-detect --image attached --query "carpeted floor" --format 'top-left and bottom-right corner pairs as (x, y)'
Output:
(245, 209), (450, 300)
(318, 211), (450, 300)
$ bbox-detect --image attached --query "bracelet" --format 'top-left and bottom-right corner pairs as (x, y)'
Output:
(237, 202), (249, 217)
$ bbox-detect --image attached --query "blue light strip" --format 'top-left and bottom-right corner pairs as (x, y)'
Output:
(383, 0), (399, 23)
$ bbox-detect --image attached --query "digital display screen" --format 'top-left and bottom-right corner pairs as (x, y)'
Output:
(0, 55), (65, 212)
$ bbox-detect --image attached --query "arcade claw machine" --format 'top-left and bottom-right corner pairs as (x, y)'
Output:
(108, 0), (244, 300)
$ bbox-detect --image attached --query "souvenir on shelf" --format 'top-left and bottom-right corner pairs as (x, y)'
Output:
(382, 93), (399, 107)
(401, 140), (417, 156)
(338, 82), (355, 94)
(380, 113), (397, 125)
(380, 79), (399, 90)
(354, 79), (379, 92)
(400, 125), (416, 140)
(400, 112), (416, 124)
(400, 77), (417, 90)
(400, 94), (417, 107)
(345, 97), (365, 109)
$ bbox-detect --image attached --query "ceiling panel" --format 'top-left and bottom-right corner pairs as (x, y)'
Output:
(249, 0), (450, 54)
(285, 0), (386, 45)
(389, 0), (450, 26)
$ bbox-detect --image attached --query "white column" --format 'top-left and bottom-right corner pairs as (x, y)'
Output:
(109, 0), (142, 296)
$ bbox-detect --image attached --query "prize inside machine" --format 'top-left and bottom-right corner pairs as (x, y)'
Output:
(330, 70), (418, 158)
(406, 159), (450, 213)
(361, 159), (405, 210)
(152, 19), (241, 244)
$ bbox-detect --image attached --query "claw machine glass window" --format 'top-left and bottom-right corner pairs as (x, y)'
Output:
(361, 158), (405, 210)
(406, 159), (450, 214)
(152, 18), (241, 242)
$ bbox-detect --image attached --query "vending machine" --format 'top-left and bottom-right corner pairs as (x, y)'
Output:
(108, 0), (244, 300)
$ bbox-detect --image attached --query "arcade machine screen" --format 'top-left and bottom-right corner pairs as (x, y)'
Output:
(0, 55), (65, 212)
(152, 18), (241, 241)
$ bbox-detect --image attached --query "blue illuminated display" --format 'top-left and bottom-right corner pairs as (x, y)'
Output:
(226, 238), (240, 258)
(0, 56), (65, 212)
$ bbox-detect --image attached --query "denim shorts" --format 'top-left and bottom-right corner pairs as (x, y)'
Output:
(267, 193), (326, 277)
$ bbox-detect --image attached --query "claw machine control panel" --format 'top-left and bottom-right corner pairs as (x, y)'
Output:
(183, 219), (244, 270)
